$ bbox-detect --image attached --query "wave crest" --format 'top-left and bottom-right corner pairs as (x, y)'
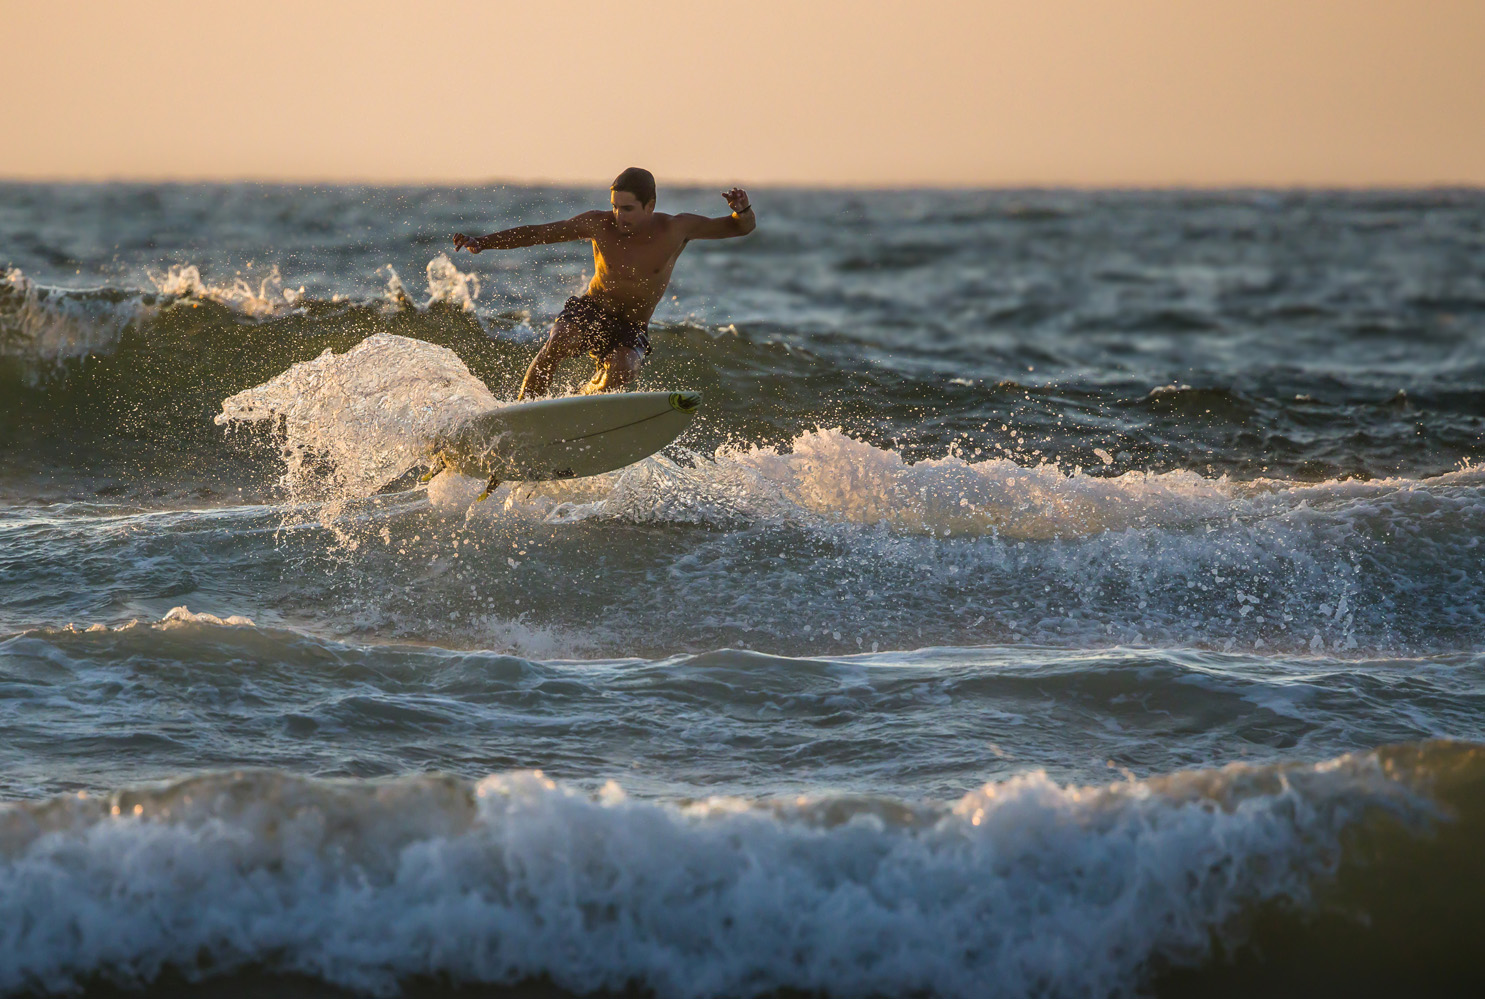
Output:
(147, 263), (305, 317)
(0, 268), (148, 367)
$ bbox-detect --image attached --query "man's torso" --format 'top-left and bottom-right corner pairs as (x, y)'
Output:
(582, 214), (691, 324)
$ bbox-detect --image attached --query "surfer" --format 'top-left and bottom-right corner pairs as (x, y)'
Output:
(453, 168), (755, 398)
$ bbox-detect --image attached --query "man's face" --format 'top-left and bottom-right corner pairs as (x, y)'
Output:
(610, 189), (654, 233)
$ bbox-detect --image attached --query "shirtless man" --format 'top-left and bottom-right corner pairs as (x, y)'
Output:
(453, 167), (755, 398)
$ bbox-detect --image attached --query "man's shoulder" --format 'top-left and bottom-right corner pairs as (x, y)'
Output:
(660, 212), (710, 235)
(572, 210), (617, 240)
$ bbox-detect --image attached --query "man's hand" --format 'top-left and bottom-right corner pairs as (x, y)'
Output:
(723, 188), (751, 214)
(453, 233), (482, 253)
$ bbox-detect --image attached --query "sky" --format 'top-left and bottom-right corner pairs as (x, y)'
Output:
(6, 0), (1485, 187)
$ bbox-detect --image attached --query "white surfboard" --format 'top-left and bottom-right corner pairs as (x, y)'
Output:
(426, 391), (700, 494)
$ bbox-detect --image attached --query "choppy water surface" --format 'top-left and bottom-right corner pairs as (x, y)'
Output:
(2, 184), (1485, 998)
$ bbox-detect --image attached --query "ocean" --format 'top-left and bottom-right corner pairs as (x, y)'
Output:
(2, 183), (1484, 997)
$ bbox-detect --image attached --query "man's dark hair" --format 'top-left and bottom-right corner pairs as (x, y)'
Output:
(611, 167), (656, 207)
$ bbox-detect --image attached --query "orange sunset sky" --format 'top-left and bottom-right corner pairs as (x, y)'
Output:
(6, 0), (1485, 187)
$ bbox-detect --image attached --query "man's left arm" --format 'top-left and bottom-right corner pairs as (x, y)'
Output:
(676, 188), (757, 240)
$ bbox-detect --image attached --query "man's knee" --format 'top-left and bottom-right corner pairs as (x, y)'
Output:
(542, 320), (587, 359)
(608, 347), (643, 382)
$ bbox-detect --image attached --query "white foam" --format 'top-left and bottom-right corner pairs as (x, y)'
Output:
(435, 430), (1485, 553)
(444, 429), (1235, 539)
(0, 757), (1420, 997)
(160, 606), (257, 629)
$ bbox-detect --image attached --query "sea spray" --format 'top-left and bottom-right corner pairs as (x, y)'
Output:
(380, 253), (481, 313)
(148, 263), (305, 317)
(216, 333), (498, 512)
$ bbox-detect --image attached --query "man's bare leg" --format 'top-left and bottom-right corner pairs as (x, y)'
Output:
(518, 319), (587, 399)
(579, 346), (643, 395)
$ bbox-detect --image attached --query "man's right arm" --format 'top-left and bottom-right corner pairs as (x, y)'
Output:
(454, 211), (604, 253)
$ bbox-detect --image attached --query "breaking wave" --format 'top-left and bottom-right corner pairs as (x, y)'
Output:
(0, 742), (1478, 998)
(1, 256), (483, 367)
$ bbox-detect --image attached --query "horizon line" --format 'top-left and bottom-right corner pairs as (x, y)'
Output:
(2, 173), (1484, 193)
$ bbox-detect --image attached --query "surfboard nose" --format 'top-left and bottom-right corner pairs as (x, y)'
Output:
(669, 391), (701, 413)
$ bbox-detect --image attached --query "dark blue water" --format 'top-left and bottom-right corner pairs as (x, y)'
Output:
(2, 184), (1484, 998)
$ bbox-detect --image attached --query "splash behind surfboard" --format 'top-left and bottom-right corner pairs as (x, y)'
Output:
(423, 391), (701, 497)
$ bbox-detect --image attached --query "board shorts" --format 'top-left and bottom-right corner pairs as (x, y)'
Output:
(558, 295), (652, 359)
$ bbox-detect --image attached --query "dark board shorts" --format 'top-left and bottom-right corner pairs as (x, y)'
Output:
(558, 295), (652, 358)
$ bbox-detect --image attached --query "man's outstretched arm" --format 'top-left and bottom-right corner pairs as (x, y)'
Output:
(454, 211), (604, 253)
(675, 188), (757, 240)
